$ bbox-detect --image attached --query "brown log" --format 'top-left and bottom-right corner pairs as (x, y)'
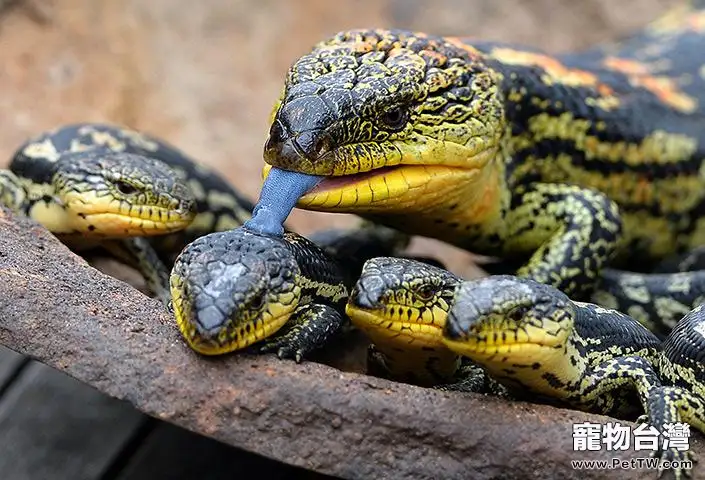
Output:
(0, 207), (700, 479)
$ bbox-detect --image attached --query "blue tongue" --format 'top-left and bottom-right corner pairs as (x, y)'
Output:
(243, 167), (323, 236)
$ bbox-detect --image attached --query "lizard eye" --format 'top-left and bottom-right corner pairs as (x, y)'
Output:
(413, 283), (436, 301)
(249, 291), (266, 310)
(115, 180), (138, 195)
(507, 305), (530, 322)
(380, 106), (408, 131)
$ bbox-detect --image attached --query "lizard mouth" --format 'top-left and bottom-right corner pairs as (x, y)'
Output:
(345, 303), (447, 349)
(175, 302), (295, 356)
(260, 137), (496, 217)
(297, 164), (477, 212)
(307, 166), (403, 193)
(64, 191), (195, 236)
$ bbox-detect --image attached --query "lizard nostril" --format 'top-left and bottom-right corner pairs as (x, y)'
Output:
(269, 120), (286, 144)
(264, 120), (288, 156)
(314, 135), (330, 158)
(294, 131), (333, 161)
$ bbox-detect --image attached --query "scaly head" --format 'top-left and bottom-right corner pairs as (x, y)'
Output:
(52, 150), (196, 237)
(443, 276), (579, 394)
(346, 256), (461, 354)
(170, 228), (301, 355)
(263, 29), (505, 219)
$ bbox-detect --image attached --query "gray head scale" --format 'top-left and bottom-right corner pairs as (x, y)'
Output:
(445, 275), (573, 340)
(171, 228), (301, 355)
(351, 256), (460, 310)
(53, 150), (197, 236)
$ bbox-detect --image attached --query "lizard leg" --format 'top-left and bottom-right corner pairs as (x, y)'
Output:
(644, 386), (701, 480)
(504, 182), (622, 299)
(434, 359), (511, 397)
(571, 355), (662, 415)
(258, 303), (346, 362)
(565, 355), (696, 478)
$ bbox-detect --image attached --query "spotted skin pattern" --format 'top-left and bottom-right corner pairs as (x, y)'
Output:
(346, 256), (509, 395)
(262, 3), (705, 329)
(9, 123), (256, 259)
(443, 276), (705, 479)
(170, 224), (407, 361)
(1, 149), (196, 238)
(660, 304), (705, 415)
(594, 268), (705, 338)
(346, 256), (463, 385)
(0, 123), (257, 302)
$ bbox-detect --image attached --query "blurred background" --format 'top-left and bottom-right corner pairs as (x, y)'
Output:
(0, 0), (677, 278)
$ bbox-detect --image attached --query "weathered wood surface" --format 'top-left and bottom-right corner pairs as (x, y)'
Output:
(1, 208), (702, 480)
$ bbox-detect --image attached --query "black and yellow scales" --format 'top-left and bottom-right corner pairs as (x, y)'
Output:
(444, 275), (705, 479)
(443, 274), (705, 419)
(347, 257), (705, 478)
(0, 123), (255, 302)
(260, 0), (705, 334)
(169, 223), (409, 360)
(346, 256), (483, 388)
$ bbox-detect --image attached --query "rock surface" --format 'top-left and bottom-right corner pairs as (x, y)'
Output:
(0, 0), (676, 279)
(0, 208), (702, 479)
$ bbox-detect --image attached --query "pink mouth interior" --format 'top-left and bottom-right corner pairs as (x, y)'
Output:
(309, 166), (402, 193)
